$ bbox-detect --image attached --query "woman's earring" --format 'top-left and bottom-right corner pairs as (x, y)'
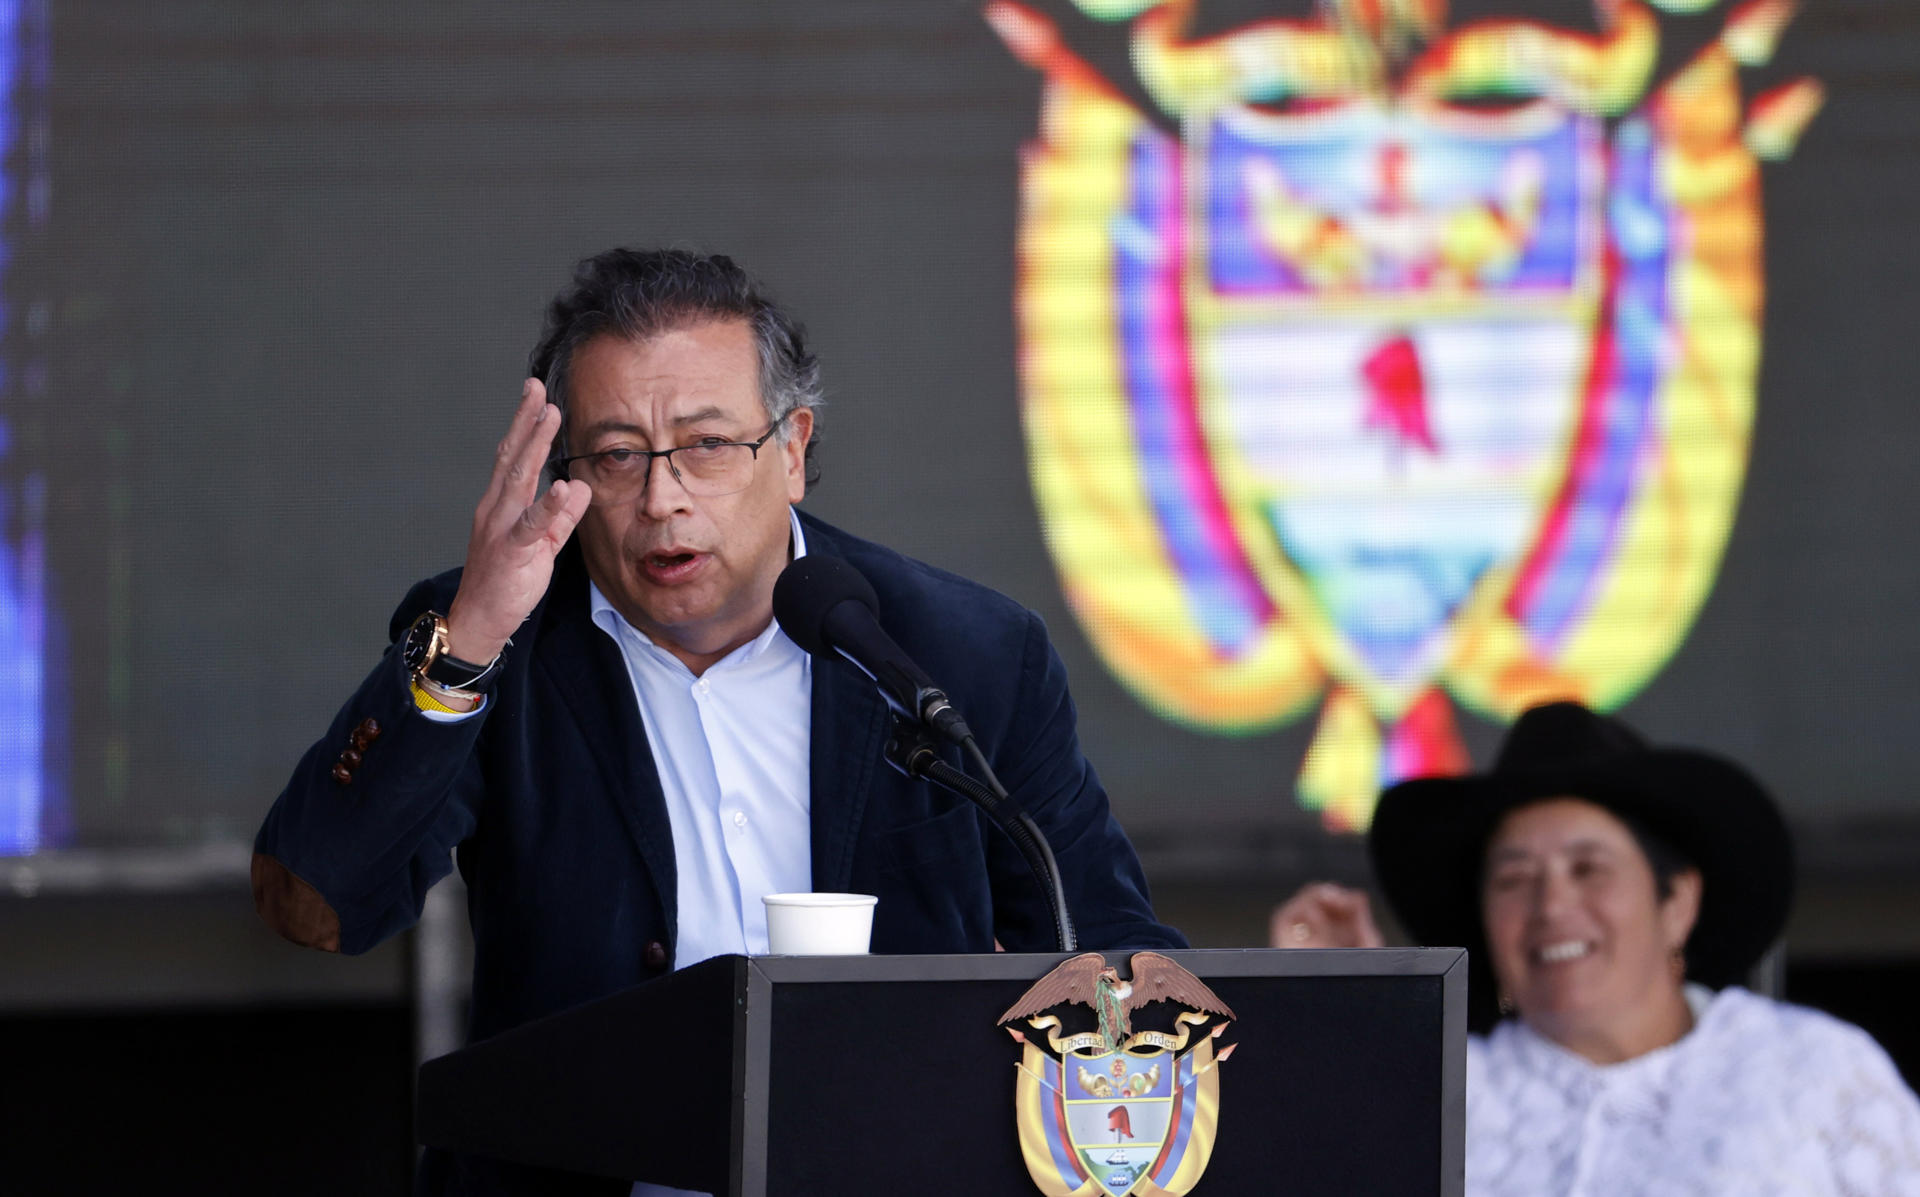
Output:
(1498, 990), (1515, 1016)
(1670, 945), (1686, 982)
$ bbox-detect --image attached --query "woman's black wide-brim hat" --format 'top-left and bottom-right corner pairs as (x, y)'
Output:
(1370, 702), (1794, 1013)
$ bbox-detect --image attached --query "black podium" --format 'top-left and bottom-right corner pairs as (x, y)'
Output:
(417, 948), (1465, 1196)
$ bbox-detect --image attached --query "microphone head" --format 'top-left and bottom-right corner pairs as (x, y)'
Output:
(772, 555), (881, 657)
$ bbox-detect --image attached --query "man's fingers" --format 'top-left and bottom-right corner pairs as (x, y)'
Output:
(508, 479), (589, 549)
(556, 478), (592, 537)
(537, 478), (592, 548)
(484, 380), (546, 500)
(501, 404), (562, 510)
(481, 404), (564, 530)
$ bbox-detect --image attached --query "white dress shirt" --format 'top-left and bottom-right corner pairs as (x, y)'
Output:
(587, 507), (814, 971)
(1467, 985), (1920, 1196)
(593, 509), (813, 1197)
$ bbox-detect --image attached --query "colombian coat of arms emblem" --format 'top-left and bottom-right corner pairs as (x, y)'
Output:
(1001, 952), (1237, 1196)
(988, 0), (1821, 827)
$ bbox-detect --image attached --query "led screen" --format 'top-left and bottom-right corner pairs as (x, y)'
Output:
(1, 0), (1914, 866)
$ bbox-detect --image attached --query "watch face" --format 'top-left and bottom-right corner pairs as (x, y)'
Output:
(402, 613), (439, 673)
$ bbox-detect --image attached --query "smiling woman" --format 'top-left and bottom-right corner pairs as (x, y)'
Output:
(1272, 702), (1920, 1194)
(1478, 797), (1703, 1065)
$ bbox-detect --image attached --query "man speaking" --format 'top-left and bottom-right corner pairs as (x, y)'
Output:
(251, 248), (1183, 1194)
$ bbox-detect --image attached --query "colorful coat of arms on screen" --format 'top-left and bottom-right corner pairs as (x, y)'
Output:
(1001, 952), (1237, 1197)
(988, 0), (1821, 828)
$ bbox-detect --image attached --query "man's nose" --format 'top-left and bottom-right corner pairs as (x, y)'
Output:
(639, 452), (693, 517)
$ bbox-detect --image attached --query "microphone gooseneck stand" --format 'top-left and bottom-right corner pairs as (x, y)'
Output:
(883, 716), (1078, 953)
(769, 556), (1078, 953)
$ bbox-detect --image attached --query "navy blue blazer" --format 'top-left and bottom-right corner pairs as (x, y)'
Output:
(257, 511), (1182, 1045)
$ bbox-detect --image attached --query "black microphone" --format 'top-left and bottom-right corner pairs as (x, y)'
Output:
(774, 554), (1078, 950)
(773, 556), (973, 744)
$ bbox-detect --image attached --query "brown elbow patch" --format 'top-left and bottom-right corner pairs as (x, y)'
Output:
(251, 852), (343, 953)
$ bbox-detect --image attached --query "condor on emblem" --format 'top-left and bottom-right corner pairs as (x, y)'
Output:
(1001, 953), (1237, 1196)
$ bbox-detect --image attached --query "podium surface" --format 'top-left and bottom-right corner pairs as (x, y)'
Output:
(418, 948), (1465, 1196)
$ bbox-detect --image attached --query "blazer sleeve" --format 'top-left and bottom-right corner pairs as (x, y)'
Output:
(983, 611), (1188, 953)
(252, 578), (489, 956)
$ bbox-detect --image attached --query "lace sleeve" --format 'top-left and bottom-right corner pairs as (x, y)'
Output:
(1797, 1022), (1920, 1196)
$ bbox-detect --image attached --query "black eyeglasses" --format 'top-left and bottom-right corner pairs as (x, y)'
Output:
(554, 417), (786, 501)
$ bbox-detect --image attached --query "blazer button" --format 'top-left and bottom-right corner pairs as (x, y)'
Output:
(643, 941), (669, 971)
(330, 763), (353, 786)
(340, 748), (363, 769)
(355, 718), (382, 744)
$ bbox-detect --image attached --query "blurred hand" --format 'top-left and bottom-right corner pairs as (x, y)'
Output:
(444, 379), (594, 663)
(1269, 883), (1384, 949)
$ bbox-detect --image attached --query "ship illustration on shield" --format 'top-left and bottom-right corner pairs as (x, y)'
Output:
(987, 0), (1821, 827)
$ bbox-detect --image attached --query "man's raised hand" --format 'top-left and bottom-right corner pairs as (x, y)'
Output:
(444, 379), (593, 664)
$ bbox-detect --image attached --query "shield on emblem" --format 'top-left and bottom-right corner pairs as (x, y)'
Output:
(1191, 101), (1604, 695)
(1062, 1049), (1174, 1196)
(988, 0), (1823, 828)
(1012, 1036), (1225, 1197)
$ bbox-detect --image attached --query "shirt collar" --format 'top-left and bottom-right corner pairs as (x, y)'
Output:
(1495, 982), (1725, 1090)
(587, 505), (808, 672)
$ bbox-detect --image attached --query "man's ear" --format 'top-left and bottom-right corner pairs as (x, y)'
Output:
(783, 407), (814, 501)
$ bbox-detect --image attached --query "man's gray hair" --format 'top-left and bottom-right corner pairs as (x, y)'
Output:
(529, 248), (824, 485)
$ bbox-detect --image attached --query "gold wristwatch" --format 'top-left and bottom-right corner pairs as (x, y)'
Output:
(400, 612), (505, 695)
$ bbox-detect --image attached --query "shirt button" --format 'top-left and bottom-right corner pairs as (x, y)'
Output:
(732, 811), (747, 829)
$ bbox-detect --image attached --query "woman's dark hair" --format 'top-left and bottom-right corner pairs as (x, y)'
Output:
(1617, 810), (1696, 902)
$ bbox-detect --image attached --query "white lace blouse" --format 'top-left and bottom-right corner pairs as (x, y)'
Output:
(1467, 986), (1920, 1196)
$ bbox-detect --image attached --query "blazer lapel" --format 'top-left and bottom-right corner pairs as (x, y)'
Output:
(525, 518), (888, 919)
(532, 549), (678, 932)
(802, 520), (891, 894)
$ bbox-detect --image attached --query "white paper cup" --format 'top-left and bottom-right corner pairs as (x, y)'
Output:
(762, 892), (878, 955)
